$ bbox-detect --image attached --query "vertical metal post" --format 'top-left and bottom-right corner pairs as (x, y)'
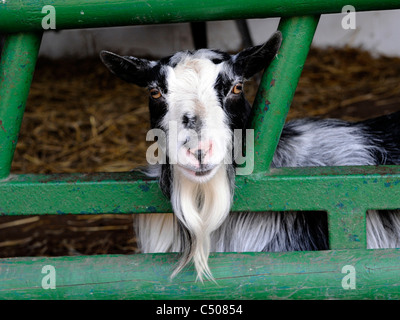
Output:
(250, 16), (320, 173)
(328, 208), (367, 249)
(0, 32), (42, 179)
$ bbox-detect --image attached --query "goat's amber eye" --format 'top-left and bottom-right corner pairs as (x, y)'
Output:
(149, 88), (162, 99)
(232, 83), (243, 94)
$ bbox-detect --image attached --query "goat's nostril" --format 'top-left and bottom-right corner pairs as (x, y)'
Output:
(194, 149), (204, 162)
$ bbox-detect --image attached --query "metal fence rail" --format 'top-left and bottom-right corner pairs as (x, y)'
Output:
(1, 249), (400, 299)
(0, 0), (399, 32)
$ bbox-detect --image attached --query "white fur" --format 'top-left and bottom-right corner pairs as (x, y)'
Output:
(137, 164), (232, 281)
(137, 213), (180, 253)
(272, 119), (385, 167)
(170, 165), (232, 281)
(367, 210), (400, 248)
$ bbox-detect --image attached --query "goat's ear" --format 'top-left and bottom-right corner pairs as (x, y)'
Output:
(100, 51), (154, 87)
(233, 31), (282, 79)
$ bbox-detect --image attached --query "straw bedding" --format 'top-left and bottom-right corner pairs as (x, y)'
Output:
(1, 47), (400, 258)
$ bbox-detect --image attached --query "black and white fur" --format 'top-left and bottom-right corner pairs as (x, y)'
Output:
(100, 31), (400, 281)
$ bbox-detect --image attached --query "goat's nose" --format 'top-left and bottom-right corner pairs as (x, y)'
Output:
(189, 140), (213, 165)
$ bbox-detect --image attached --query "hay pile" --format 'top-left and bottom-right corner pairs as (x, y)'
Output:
(291, 47), (400, 121)
(1, 47), (400, 258)
(12, 58), (150, 174)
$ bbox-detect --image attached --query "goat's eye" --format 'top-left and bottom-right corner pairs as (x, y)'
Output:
(149, 88), (162, 99)
(232, 83), (243, 95)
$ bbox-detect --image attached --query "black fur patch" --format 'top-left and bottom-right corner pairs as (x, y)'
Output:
(358, 111), (400, 165)
(159, 164), (173, 199)
(262, 211), (329, 252)
(214, 73), (233, 105)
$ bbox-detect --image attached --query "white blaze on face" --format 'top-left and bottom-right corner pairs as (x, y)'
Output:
(161, 56), (232, 182)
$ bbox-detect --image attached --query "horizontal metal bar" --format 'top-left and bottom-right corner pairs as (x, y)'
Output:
(0, 170), (171, 215)
(1, 166), (400, 250)
(1, 166), (400, 216)
(0, 0), (399, 33)
(235, 165), (400, 212)
(1, 248), (399, 299)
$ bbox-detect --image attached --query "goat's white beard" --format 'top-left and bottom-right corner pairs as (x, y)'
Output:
(170, 164), (233, 282)
(136, 163), (233, 281)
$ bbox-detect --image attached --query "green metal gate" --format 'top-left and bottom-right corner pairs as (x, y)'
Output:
(1, 0), (400, 299)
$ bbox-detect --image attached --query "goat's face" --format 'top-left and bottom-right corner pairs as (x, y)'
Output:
(157, 53), (234, 183)
(100, 32), (282, 184)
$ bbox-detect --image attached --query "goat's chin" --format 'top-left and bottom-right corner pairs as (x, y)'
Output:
(176, 164), (220, 183)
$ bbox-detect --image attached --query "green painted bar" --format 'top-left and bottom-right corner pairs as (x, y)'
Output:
(1, 166), (400, 216)
(1, 248), (399, 299)
(0, 0), (399, 32)
(0, 32), (42, 179)
(1, 166), (400, 250)
(0, 171), (172, 215)
(251, 16), (319, 173)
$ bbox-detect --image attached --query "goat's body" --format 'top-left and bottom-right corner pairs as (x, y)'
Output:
(138, 112), (400, 256)
(212, 113), (400, 252)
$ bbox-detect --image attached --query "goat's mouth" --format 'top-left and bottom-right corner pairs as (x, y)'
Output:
(177, 164), (218, 181)
(194, 169), (213, 176)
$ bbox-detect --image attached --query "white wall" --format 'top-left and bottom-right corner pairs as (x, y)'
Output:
(39, 10), (400, 59)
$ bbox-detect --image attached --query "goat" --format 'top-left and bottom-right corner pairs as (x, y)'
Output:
(100, 31), (400, 281)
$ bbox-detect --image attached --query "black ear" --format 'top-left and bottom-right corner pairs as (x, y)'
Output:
(233, 31), (282, 79)
(100, 50), (154, 87)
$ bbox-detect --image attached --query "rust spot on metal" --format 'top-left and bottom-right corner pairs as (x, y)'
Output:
(0, 120), (6, 133)
(264, 100), (271, 112)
